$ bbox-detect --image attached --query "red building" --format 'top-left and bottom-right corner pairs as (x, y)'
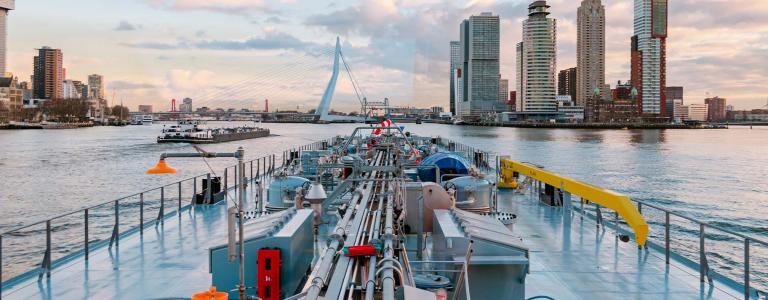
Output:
(705, 97), (727, 122)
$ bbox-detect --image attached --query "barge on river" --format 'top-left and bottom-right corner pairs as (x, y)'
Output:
(157, 119), (270, 144)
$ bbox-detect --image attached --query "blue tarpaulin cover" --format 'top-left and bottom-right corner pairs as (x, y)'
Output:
(418, 152), (470, 182)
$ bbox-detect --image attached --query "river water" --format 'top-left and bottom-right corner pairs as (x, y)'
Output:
(1, 123), (767, 289)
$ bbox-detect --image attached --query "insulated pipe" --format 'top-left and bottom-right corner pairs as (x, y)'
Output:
(381, 189), (397, 300)
(305, 187), (362, 299)
(306, 153), (383, 299)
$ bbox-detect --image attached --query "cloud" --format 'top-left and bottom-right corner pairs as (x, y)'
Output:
(142, 0), (270, 15)
(121, 31), (318, 52)
(108, 80), (158, 90)
(114, 21), (141, 31)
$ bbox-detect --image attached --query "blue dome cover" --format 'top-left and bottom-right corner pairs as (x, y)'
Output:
(418, 152), (470, 182)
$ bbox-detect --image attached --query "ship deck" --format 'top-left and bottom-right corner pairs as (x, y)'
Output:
(1, 186), (747, 299)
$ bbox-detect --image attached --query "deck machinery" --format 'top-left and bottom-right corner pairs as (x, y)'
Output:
(209, 126), (530, 299)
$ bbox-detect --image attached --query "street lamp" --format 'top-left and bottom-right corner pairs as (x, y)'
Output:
(146, 147), (249, 300)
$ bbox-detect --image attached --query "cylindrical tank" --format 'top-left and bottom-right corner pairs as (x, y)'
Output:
(443, 176), (492, 213)
(418, 152), (470, 183)
(267, 175), (311, 211)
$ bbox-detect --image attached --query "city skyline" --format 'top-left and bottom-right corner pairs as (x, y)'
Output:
(5, 0), (768, 111)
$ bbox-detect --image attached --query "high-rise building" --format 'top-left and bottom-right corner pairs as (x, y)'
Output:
(33, 46), (63, 99)
(558, 67), (577, 97)
(509, 91), (517, 112)
(576, 0), (605, 107)
(458, 12), (502, 119)
(632, 0), (668, 118)
(519, 1), (558, 113)
(0, 1), (13, 75)
(449, 41), (460, 116)
(515, 42), (523, 112)
(180, 97), (193, 112)
(665, 86), (683, 117)
(705, 96), (726, 122)
(499, 78), (509, 106)
(88, 74), (104, 99)
(62, 79), (81, 99)
(72, 80), (88, 99)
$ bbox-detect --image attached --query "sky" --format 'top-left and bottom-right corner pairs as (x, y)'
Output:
(7, 0), (768, 112)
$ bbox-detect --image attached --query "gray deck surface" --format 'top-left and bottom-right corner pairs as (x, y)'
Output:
(1, 188), (745, 299)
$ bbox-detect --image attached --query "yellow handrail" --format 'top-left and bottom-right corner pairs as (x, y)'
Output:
(499, 158), (649, 246)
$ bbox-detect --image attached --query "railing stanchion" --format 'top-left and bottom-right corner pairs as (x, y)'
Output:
(206, 173), (212, 204)
(158, 187), (165, 223)
(178, 181), (182, 218)
(193, 177), (197, 205)
(665, 211), (670, 264)
(224, 168), (228, 200)
(700, 224), (705, 283)
(250, 161), (254, 181)
(744, 238), (750, 299)
(139, 193), (144, 233)
(40, 220), (51, 279)
(84, 209), (89, 260)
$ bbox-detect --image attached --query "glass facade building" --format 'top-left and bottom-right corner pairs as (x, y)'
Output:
(519, 1), (558, 113)
(458, 12), (503, 120)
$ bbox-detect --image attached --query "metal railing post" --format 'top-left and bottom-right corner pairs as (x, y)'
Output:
(744, 239), (750, 299)
(178, 181), (182, 218)
(257, 159), (261, 178)
(700, 224), (706, 283)
(192, 177), (197, 205)
(84, 209), (89, 260)
(206, 173), (212, 204)
(665, 212), (670, 264)
(250, 161), (254, 181)
(39, 220), (51, 280)
(638, 202), (643, 215)
(224, 168), (228, 199)
(157, 187), (165, 222)
(139, 193), (144, 233)
(109, 200), (120, 248)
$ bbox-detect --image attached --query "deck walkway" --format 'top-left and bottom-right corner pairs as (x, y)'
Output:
(2, 187), (747, 299)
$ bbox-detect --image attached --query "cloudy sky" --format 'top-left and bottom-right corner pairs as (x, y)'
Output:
(8, 0), (768, 111)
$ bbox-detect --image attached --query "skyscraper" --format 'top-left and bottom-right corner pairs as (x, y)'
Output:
(558, 67), (577, 98)
(458, 12), (501, 119)
(88, 74), (104, 99)
(520, 1), (557, 113)
(665, 86), (683, 117)
(577, 0), (605, 107)
(0, 0), (14, 75)
(515, 42), (523, 112)
(632, 0), (668, 118)
(33, 47), (63, 99)
(449, 41), (460, 116)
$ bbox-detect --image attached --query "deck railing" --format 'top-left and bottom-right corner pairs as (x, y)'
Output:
(437, 136), (767, 300)
(0, 137), (336, 297)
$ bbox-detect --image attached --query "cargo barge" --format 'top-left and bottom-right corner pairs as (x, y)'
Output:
(157, 119), (270, 144)
(1, 123), (764, 300)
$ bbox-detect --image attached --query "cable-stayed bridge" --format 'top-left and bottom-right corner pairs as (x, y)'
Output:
(137, 37), (383, 123)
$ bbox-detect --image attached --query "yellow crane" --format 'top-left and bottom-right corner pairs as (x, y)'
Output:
(498, 158), (649, 246)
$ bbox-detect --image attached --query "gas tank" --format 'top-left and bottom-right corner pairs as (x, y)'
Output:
(443, 176), (493, 212)
(267, 176), (311, 211)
